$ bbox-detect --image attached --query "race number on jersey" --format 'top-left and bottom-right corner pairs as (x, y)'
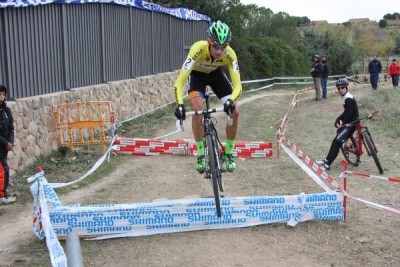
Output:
(233, 61), (240, 73)
(182, 56), (195, 72)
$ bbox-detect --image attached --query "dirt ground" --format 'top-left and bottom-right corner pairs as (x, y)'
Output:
(1, 82), (399, 267)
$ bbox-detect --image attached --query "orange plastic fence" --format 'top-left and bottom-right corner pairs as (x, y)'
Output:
(54, 101), (115, 152)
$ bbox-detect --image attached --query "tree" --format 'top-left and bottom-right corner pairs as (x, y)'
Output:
(383, 13), (393, 20)
(234, 36), (308, 79)
(154, 0), (309, 78)
(295, 16), (311, 27)
(394, 36), (400, 55)
(303, 30), (355, 74)
(352, 31), (379, 62)
(383, 13), (400, 20)
(379, 19), (387, 28)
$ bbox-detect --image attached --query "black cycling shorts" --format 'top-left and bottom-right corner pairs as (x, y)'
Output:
(188, 68), (232, 100)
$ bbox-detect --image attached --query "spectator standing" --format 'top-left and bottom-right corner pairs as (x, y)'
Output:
(321, 55), (329, 100)
(388, 58), (400, 89)
(368, 55), (382, 91)
(0, 85), (15, 204)
(310, 54), (323, 100)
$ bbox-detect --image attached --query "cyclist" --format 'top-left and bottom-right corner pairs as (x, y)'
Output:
(316, 79), (359, 170)
(173, 20), (242, 173)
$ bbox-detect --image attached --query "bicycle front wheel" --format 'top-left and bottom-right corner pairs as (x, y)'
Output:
(206, 134), (222, 217)
(341, 137), (360, 166)
(211, 127), (224, 193)
(362, 132), (383, 174)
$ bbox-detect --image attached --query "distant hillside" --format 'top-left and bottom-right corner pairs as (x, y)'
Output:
(359, 23), (397, 43)
(299, 19), (400, 57)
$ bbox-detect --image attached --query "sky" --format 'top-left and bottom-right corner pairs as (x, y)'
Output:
(239, 0), (398, 23)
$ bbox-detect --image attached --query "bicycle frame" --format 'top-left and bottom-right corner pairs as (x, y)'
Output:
(203, 95), (224, 156)
(349, 122), (366, 157)
(182, 91), (230, 217)
(341, 110), (383, 174)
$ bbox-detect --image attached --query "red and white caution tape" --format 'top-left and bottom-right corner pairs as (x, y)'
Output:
(346, 195), (400, 215)
(279, 135), (400, 216)
(278, 134), (342, 190)
(280, 143), (333, 192)
(339, 170), (400, 183)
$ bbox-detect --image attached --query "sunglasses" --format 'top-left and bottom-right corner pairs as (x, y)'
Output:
(210, 41), (228, 50)
(337, 86), (346, 90)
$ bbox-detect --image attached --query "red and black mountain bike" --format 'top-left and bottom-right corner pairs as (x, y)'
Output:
(340, 110), (383, 174)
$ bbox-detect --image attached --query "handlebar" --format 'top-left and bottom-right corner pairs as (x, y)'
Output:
(178, 88), (233, 131)
(339, 110), (379, 128)
(368, 110), (379, 118)
(178, 107), (233, 132)
(186, 107), (233, 125)
(186, 107), (224, 116)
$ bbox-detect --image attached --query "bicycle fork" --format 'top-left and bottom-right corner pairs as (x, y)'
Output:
(203, 134), (225, 179)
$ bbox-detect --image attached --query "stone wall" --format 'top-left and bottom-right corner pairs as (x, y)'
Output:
(8, 72), (178, 173)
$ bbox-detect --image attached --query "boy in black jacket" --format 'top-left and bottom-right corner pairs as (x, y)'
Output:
(316, 79), (359, 170)
(321, 55), (329, 100)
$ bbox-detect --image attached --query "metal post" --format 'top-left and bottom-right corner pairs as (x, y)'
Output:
(66, 231), (84, 267)
(341, 159), (348, 222)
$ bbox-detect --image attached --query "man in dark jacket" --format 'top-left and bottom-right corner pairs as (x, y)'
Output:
(316, 79), (359, 171)
(368, 55), (382, 91)
(0, 85), (15, 204)
(321, 55), (329, 100)
(310, 54), (323, 100)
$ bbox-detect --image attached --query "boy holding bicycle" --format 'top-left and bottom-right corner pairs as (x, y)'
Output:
(173, 21), (242, 173)
(316, 79), (359, 170)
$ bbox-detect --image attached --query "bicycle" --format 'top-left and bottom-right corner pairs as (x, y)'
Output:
(340, 110), (383, 174)
(180, 91), (231, 217)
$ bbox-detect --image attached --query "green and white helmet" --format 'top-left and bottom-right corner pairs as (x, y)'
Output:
(207, 20), (231, 45)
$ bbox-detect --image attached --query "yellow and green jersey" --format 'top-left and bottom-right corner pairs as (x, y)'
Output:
(174, 40), (242, 104)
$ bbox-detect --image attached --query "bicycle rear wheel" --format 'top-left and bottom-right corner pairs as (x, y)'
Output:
(206, 134), (222, 217)
(341, 137), (360, 166)
(362, 132), (383, 174)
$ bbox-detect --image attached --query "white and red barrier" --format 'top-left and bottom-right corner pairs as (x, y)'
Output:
(112, 137), (273, 158)
(339, 170), (400, 183)
(27, 169), (344, 266)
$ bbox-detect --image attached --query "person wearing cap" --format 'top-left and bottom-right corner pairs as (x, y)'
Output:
(173, 20), (242, 174)
(0, 85), (15, 204)
(388, 58), (400, 89)
(316, 79), (359, 171)
(368, 55), (382, 91)
(310, 54), (323, 100)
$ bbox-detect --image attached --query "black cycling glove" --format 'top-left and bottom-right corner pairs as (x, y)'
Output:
(223, 99), (235, 115)
(174, 104), (186, 120)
